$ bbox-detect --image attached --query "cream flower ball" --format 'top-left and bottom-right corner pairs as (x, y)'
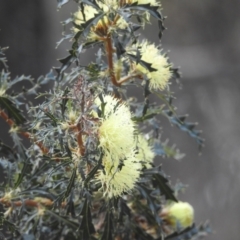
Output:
(93, 95), (141, 197)
(133, 41), (172, 91)
(162, 201), (194, 230)
(96, 151), (142, 198)
(73, 5), (98, 29)
(95, 95), (136, 162)
(73, 1), (128, 38)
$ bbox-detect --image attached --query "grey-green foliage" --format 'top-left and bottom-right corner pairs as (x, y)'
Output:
(0, 1), (209, 240)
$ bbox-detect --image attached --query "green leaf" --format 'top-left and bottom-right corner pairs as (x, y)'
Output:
(60, 87), (70, 118)
(66, 195), (75, 217)
(56, 33), (74, 48)
(79, 198), (96, 239)
(0, 47), (9, 70)
(137, 184), (161, 225)
(127, 53), (157, 72)
(163, 110), (204, 151)
(73, 12), (105, 40)
(41, 108), (59, 127)
(84, 153), (103, 186)
(153, 139), (185, 160)
(144, 166), (178, 202)
(65, 168), (76, 198)
(0, 96), (26, 124)
(153, 173), (177, 202)
(57, 0), (69, 8)
(117, 198), (131, 223)
(165, 223), (211, 240)
(46, 210), (79, 229)
(56, 54), (77, 79)
(14, 159), (30, 188)
(14, 147), (31, 189)
(0, 140), (15, 157)
(81, 0), (100, 10)
(100, 210), (114, 240)
(132, 105), (164, 122)
(124, 3), (162, 20)
(112, 33), (126, 59)
(154, 92), (176, 114)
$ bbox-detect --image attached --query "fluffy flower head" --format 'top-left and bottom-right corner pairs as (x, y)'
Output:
(97, 151), (142, 198)
(73, 1), (128, 39)
(93, 95), (141, 197)
(133, 41), (172, 91)
(162, 201), (194, 230)
(96, 95), (136, 161)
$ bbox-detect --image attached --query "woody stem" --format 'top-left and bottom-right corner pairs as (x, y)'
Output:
(0, 197), (66, 208)
(0, 109), (49, 154)
(105, 35), (120, 86)
(76, 123), (85, 156)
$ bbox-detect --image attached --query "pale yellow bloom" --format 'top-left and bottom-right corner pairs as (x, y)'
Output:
(136, 134), (154, 168)
(96, 95), (136, 161)
(97, 151), (142, 198)
(162, 201), (194, 230)
(98, 0), (118, 10)
(73, 1), (128, 40)
(74, 5), (98, 27)
(93, 95), (141, 197)
(133, 41), (172, 91)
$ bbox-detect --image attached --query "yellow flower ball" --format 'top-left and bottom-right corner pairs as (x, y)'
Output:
(162, 201), (194, 230)
(73, 1), (128, 39)
(96, 95), (136, 161)
(132, 41), (172, 91)
(93, 95), (141, 197)
(96, 151), (142, 198)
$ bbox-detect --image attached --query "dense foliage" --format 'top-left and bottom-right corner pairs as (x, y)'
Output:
(0, 1), (210, 239)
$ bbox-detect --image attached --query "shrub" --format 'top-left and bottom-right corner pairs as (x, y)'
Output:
(0, 1), (210, 239)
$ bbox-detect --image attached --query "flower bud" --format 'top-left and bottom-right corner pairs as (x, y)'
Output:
(161, 201), (194, 230)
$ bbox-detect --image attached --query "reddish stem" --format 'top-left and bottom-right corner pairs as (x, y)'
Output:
(0, 197), (66, 208)
(105, 36), (120, 86)
(76, 123), (85, 156)
(118, 74), (142, 85)
(0, 109), (49, 154)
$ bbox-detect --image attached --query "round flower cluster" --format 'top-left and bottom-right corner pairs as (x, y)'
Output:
(93, 95), (154, 198)
(161, 201), (194, 230)
(73, 0), (161, 40)
(131, 41), (172, 91)
(73, 1), (128, 40)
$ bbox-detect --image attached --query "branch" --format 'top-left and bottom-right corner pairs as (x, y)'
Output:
(76, 122), (85, 156)
(0, 109), (49, 154)
(0, 197), (66, 208)
(105, 36), (120, 86)
(117, 74), (143, 85)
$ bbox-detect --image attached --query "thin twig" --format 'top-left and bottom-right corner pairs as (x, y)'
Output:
(0, 109), (49, 154)
(117, 74), (142, 85)
(0, 197), (66, 208)
(76, 122), (85, 156)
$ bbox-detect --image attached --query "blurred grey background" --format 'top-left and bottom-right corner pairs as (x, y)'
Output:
(0, 1), (239, 239)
